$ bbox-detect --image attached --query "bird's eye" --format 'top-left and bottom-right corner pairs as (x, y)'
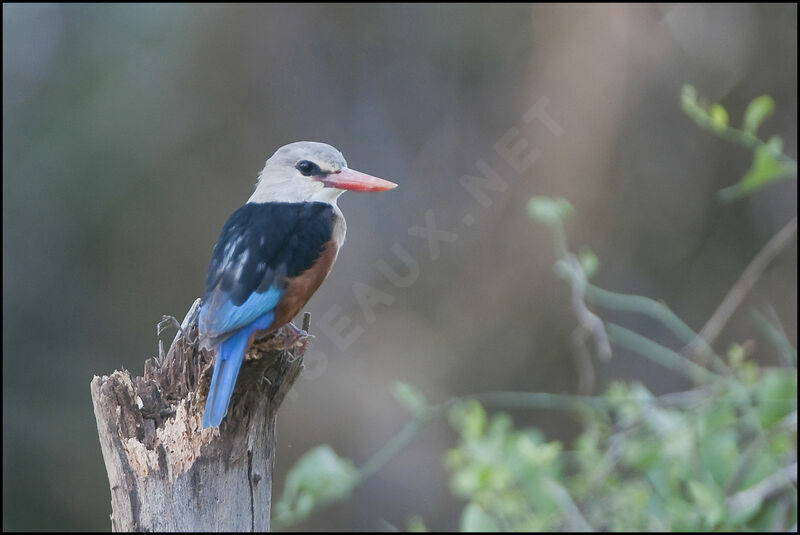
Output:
(296, 160), (319, 176)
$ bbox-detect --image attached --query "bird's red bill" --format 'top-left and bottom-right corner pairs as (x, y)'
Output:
(321, 168), (397, 192)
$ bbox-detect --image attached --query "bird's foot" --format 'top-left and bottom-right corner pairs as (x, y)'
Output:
(284, 321), (306, 338)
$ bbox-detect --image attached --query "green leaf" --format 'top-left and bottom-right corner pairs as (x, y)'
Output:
(578, 249), (600, 279)
(460, 503), (500, 532)
(754, 368), (797, 427)
(407, 515), (429, 532)
(698, 427), (738, 486)
(736, 360), (760, 386)
(444, 448), (466, 470)
(680, 84), (698, 109)
(709, 104), (729, 132)
(768, 432), (792, 457)
(743, 95), (775, 135)
(450, 464), (488, 497)
(527, 196), (574, 225)
(621, 437), (660, 471)
(487, 412), (513, 441)
(727, 343), (747, 368)
(718, 137), (792, 202)
(687, 479), (724, 527)
(274, 445), (357, 526)
(449, 400), (487, 438)
(393, 381), (427, 417)
(680, 85), (704, 124)
(518, 437), (561, 466)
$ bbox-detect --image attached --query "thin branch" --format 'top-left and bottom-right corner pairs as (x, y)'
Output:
(357, 415), (429, 484)
(770, 497), (792, 532)
(726, 462), (798, 513)
(570, 327), (596, 395)
(605, 323), (721, 384)
(543, 478), (595, 532)
(159, 298), (202, 366)
(584, 424), (637, 490)
(555, 255), (612, 362)
(585, 286), (716, 357)
(750, 307), (798, 366)
(688, 216), (797, 365)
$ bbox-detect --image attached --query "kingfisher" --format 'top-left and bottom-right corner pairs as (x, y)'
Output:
(198, 141), (397, 428)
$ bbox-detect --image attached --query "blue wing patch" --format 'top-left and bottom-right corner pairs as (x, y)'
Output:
(199, 285), (283, 339)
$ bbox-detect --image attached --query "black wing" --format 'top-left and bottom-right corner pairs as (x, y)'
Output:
(199, 201), (336, 339)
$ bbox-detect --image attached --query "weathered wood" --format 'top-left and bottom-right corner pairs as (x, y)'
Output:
(91, 299), (308, 531)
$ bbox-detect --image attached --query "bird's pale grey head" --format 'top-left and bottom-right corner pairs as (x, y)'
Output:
(267, 141), (348, 175)
(250, 141), (396, 204)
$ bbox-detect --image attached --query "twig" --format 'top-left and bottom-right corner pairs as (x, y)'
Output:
(778, 410), (797, 432)
(605, 323), (720, 384)
(543, 478), (594, 532)
(157, 315), (182, 337)
(556, 255), (612, 362)
(750, 307), (798, 366)
(688, 217), (797, 365)
(376, 518), (401, 532)
(357, 416), (429, 484)
(726, 462), (797, 512)
(585, 424), (637, 490)
(770, 497), (792, 532)
(585, 286), (718, 360)
(570, 327), (596, 395)
(160, 298), (202, 366)
(656, 385), (723, 406)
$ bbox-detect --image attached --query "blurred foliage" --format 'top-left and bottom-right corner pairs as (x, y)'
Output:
(681, 85), (797, 202)
(273, 445), (358, 528)
(273, 88), (797, 532)
(442, 370), (796, 532)
(276, 361), (797, 531)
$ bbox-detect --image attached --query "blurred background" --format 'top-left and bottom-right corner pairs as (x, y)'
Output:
(3, 3), (796, 531)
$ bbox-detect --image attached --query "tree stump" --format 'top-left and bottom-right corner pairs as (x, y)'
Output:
(90, 299), (308, 531)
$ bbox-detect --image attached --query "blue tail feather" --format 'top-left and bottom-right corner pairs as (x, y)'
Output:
(202, 312), (274, 428)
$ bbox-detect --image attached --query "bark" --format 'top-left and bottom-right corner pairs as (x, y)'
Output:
(90, 299), (307, 531)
